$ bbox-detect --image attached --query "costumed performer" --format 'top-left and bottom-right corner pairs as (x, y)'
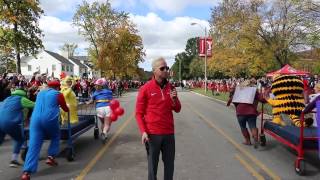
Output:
(21, 80), (69, 180)
(0, 89), (34, 167)
(86, 78), (113, 143)
(60, 76), (78, 126)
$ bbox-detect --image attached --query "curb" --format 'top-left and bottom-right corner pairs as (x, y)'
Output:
(190, 91), (227, 105)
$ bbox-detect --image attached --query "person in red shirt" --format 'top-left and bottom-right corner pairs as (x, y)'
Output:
(136, 57), (181, 180)
(227, 79), (266, 149)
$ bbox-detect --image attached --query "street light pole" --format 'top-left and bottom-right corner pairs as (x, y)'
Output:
(204, 27), (207, 94)
(179, 57), (182, 86)
(191, 22), (208, 93)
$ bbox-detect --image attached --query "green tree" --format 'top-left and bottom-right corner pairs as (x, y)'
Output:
(189, 57), (204, 79)
(171, 37), (198, 80)
(0, 46), (15, 73)
(0, 0), (43, 73)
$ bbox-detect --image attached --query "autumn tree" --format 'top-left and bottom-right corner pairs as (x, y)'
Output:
(73, 0), (144, 79)
(209, 0), (320, 77)
(0, 0), (43, 73)
(97, 23), (144, 78)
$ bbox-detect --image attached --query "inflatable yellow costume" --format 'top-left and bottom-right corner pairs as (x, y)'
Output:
(60, 76), (78, 125)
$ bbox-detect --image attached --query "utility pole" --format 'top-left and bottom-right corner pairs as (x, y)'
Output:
(179, 57), (182, 87)
(204, 27), (207, 93)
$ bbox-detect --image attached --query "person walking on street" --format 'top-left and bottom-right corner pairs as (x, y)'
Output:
(227, 79), (266, 148)
(135, 57), (181, 180)
(21, 80), (69, 180)
(0, 89), (34, 167)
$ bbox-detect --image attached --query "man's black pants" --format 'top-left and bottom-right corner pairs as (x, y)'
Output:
(145, 134), (175, 180)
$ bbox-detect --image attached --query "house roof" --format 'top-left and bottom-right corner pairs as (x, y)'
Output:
(45, 50), (73, 65)
(72, 56), (93, 68)
(69, 57), (87, 68)
(72, 56), (88, 62)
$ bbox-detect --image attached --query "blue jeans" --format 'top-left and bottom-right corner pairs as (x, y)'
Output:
(23, 119), (60, 173)
(237, 115), (257, 130)
(0, 124), (24, 154)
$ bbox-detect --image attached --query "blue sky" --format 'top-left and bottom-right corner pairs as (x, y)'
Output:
(39, 0), (219, 71)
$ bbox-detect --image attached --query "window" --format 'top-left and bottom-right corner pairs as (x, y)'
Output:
(62, 65), (65, 71)
(70, 66), (73, 72)
(28, 65), (32, 71)
(66, 65), (69, 72)
(52, 64), (56, 71)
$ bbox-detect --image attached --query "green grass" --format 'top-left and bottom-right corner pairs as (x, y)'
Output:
(191, 88), (230, 102)
(190, 88), (272, 115)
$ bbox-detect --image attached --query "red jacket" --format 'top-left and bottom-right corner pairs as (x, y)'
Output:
(135, 78), (181, 135)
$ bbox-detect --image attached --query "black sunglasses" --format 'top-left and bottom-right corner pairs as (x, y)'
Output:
(159, 66), (169, 71)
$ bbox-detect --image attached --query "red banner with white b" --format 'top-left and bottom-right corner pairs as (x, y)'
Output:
(198, 37), (212, 57)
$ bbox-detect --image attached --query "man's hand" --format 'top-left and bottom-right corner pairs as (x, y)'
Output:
(141, 132), (149, 144)
(170, 88), (177, 100)
(85, 100), (92, 105)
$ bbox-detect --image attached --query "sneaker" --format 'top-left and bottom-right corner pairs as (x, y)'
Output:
(21, 172), (30, 180)
(100, 133), (108, 144)
(253, 140), (259, 149)
(9, 160), (22, 168)
(45, 156), (58, 166)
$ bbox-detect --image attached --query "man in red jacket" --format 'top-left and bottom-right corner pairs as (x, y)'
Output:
(136, 57), (181, 180)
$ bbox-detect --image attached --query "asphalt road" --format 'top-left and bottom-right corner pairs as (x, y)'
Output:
(0, 89), (319, 180)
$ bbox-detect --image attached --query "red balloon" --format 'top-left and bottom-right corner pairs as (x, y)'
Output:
(110, 99), (120, 110)
(115, 107), (124, 116)
(110, 113), (118, 122)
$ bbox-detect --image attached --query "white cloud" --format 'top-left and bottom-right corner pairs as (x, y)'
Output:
(140, 0), (220, 15)
(40, 0), (136, 16)
(40, 0), (80, 15)
(38, 12), (210, 71)
(39, 16), (88, 55)
(39, 0), (211, 69)
(40, 0), (220, 16)
(131, 13), (209, 70)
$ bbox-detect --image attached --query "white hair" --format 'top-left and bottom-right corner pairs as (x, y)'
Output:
(152, 57), (166, 71)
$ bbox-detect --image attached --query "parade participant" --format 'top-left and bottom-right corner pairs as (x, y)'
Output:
(21, 80), (69, 180)
(135, 57), (181, 180)
(303, 83), (320, 127)
(0, 74), (12, 101)
(80, 77), (90, 98)
(86, 78), (113, 143)
(227, 79), (266, 148)
(267, 75), (308, 127)
(60, 76), (78, 126)
(0, 89), (34, 167)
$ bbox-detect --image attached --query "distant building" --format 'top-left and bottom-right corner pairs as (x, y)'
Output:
(71, 56), (101, 78)
(21, 50), (74, 78)
(21, 50), (101, 79)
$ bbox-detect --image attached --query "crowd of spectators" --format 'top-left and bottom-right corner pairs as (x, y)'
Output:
(0, 72), (145, 103)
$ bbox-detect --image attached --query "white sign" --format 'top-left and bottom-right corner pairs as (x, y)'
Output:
(232, 86), (257, 104)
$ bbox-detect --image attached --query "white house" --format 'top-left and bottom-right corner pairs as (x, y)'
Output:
(21, 50), (74, 78)
(68, 57), (88, 78)
(72, 56), (101, 78)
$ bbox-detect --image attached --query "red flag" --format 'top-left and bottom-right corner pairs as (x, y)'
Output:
(198, 37), (213, 57)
